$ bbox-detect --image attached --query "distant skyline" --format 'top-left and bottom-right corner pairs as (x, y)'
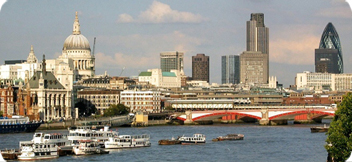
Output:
(0, 0), (351, 87)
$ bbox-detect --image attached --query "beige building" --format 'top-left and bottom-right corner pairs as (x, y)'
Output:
(240, 51), (268, 84)
(120, 90), (161, 113)
(296, 71), (352, 91)
(138, 69), (181, 88)
(77, 89), (121, 114)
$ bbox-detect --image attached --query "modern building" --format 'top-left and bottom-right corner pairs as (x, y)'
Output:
(315, 22), (343, 73)
(240, 51), (268, 84)
(221, 55), (240, 84)
(295, 71), (352, 91)
(160, 51), (184, 74)
(241, 13), (269, 84)
(247, 13), (269, 55)
(192, 54), (209, 83)
(315, 49), (339, 73)
(138, 69), (181, 88)
(120, 90), (161, 113)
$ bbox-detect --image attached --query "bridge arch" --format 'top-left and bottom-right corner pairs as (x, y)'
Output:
(269, 110), (335, 120)
(192, 112), (261, 121)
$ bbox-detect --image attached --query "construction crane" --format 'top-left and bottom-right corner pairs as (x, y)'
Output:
(92, 37), (96, 56)
(119, 67), (125, 77)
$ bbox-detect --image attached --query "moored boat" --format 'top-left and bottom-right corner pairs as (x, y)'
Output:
(67, 126), (117, 147)
(72, 140), (108, 155)
(104, 134), (151, 149)
(311, 124), (329, 133)
(0, 116), (41, 134)
(178, 134), (206, 145)
(212, 134), (244, 141)
(0, 149), (20, 160)
(158, 137), (181, 145)
(17, 143), (59, 161)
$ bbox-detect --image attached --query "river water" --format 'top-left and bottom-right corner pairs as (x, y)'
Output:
(0, 124), (328, 162)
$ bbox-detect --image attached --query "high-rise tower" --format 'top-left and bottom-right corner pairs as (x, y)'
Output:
(315, 22), (343, 73)
(221, 55), (240, 84)
(192, 54), (209, 82)
(241, 13), (269, 84)
(160, 51), (184, 74)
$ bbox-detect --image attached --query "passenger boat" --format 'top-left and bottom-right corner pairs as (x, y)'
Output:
(104, 134), (151, 149)
(212, 134), (244, 141)
(31, 132), (73, 155)
(310, 124), (329, 133)
(158, 137), (181, 145)
(67, 126), (117, 146)
(0, 116), (41, 133)
(17, 142), (59, 161)
(178, 134), (206, 145)
(72, 140), (109, 155)
(1, 149), (19, 160)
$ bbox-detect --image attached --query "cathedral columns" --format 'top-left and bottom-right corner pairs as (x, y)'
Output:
(61, 96), (64, 117)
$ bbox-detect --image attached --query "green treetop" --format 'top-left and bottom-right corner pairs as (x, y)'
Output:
(326, 92), (352, 161)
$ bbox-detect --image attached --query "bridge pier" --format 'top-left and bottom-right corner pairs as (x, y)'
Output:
(184, 111), (194, 125)
(259, 119), (270, 125)
(259, 109), (270, 125)
(270, 120), (288, 125)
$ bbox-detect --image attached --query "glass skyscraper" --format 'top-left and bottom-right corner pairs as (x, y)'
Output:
(315, 22), (343, 73)
(221, 55), (240, 84)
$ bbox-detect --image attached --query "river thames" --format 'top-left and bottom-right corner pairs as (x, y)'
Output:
(0, 124), (328, 162)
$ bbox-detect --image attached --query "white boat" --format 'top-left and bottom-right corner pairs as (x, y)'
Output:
(72, 140), (108, 155)
(31, 132), (73, 155)
(67, 126), (117, 146)
(17, 143), (58, 161)
(104, 134), (151, 149)
(178, 134), (206, 145)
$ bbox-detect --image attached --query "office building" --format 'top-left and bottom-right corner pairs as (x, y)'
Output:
(240, 51), (268, 84)
(160, 51), (184, 73)
(192, 54), (209, 82)
(221, 55), (240, 84)
(240, 13), (269, 84)
(315, 22), (343, 73)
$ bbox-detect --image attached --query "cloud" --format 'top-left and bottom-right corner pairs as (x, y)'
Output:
(315, 5), (352, 18)
(95, 52), (158, 71)
(117, 1), (207, 23)
(270, 25), (321, 65)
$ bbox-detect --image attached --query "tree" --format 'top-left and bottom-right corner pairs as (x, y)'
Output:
(75, 99), (97, 117)
(325, 92), (352, 161)
(103, 104), (130, 117)
(0, 111), (3, 117)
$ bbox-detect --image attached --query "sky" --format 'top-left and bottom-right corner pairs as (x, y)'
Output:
(0, 0), (351, 87)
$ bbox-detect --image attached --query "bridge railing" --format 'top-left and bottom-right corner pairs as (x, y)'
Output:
(172, 105), (334, 110)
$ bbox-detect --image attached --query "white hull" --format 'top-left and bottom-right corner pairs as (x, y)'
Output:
(105, 142), (151, 149)
(18, 155), (59, 161)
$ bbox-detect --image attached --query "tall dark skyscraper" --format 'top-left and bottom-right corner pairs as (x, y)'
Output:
(315, 22), (343, 73)
(221, 55), (240, 84)
(241, 13), (269, 84)
(192, 54), (209, 82)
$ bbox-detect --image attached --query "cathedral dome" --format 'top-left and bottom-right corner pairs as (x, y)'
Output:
(63, 34), (90, 50)
(63, 12), (91, 51)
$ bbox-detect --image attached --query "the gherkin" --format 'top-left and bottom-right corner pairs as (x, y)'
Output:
(317, 22), (343, 73)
